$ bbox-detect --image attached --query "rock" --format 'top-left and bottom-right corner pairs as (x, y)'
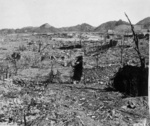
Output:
(127, 100), (136, 109)
(133, 118), (147, 126)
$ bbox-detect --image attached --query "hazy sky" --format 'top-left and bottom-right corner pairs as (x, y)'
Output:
(0, 0), (150, 29)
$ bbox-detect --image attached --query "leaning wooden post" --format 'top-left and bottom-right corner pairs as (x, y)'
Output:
(148, 32), (150, 115)
(125, 13), (145, 68)
(120, 36), (123, 66)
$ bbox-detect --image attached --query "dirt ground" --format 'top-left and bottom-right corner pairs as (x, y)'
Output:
(0, 33), (149, 126)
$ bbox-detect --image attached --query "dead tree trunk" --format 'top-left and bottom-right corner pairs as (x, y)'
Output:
(125, 13), (145, 68)
(148, 31), (150, 115)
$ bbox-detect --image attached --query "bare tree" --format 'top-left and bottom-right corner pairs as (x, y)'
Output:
(125, 13), (145, 68)
(125, 13), (149, 115)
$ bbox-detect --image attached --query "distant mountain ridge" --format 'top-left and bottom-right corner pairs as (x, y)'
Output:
(0, 17), (150, 34)
(11, 23), (95, 33)
(8, 23), (95, 33)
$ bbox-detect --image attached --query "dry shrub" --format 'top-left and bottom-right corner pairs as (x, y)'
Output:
(21, 51), (41, 68)
(17, 44), (27, 52)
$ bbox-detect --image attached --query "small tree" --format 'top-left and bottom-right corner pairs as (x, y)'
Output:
(6, 52), (21, 75)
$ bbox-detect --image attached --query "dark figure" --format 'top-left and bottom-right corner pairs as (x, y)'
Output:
(72, 56), (83, 83)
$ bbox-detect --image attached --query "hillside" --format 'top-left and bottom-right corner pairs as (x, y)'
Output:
(94, 19), (129, 32)
(15, 26), (38, 33)
(37, 23), (58, 33)
(15, 23), (58, 33)
(114, 24), (130, 32)
(59, 23), (95, 32)
(136, 17), (150, 29)
(40, 23), (52, 29)
(114, 24), (142, 33)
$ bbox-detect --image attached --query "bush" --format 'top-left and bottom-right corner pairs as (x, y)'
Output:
(21, 52), (41, 68)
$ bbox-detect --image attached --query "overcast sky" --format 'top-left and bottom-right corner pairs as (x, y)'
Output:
(0, 0), (150, 29)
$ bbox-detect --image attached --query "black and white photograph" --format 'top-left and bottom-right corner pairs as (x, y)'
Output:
(0, 0), (149, 125)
